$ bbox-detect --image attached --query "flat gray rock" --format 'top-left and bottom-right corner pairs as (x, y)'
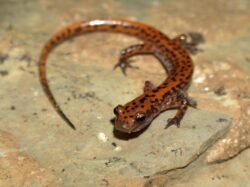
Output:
(38, 64), (232, 186)
(159, 149), (250, 187)
(56, 107), (231, 186)
(0, 55), (231, 186)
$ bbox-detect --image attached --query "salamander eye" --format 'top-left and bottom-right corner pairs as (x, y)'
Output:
(113, 105), (123, 116)
(135, 112), (146, 123)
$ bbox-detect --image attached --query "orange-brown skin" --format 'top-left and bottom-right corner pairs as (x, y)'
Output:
(39, 19), (203, 133)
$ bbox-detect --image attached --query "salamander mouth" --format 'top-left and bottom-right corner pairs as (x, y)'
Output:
(114, 117), (151, 133)
(130, 123), (149, 132)
(114, 121), (130, 133)
(114, 123), (147, 133)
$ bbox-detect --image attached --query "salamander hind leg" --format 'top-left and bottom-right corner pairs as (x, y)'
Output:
(173, 32), (205, 55)
(114, 43), (153, 75)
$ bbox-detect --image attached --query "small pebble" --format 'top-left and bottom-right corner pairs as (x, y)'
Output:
(114, 146), (122, 152)
(97, 132), (108, 142)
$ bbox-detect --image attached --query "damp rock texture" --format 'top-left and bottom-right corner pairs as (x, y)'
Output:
(0, 54), (231, 186)
(42, 108), (230, 187)
(0, 131), (60, 187)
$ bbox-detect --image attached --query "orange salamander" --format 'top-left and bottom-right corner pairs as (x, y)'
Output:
(39, 19), (204, 133)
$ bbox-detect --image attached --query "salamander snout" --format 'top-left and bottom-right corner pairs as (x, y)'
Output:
(113, 104), (152, 133)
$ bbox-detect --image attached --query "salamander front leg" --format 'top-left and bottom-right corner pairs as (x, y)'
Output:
(165, 99), (188, 129)
(114, 43), (153, 75)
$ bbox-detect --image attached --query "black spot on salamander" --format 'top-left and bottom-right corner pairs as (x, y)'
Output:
(163, 82), (168, 86)
(141, 105), (145, 108)
(171, 87), (177, 92)
(171, 77), (177, 82)
(139, 98), (146, 103)
(56, 36), (61, 41)
(180, 67), (186, 72)
(176, 84), (182, 89)
(74, 27), (82, 33)
(139, 28), (145, 33)
(129, 115), (133, 118)
(180, 73), (185, 77)
(110, 25), (117, 29)
(170, 51), (175, 56)
(50, 40), (56, 45)
(162, 93), (169, 99)
(152, 87), (161, 93)
(174, 62), (180, 68)
(67, 28), (71, 34)
(153, 98), (159, 103)
(165, 48), (170, 53)
(151, 34), (158, 39)
(159, 84), (168, 89)
(144, 32), (151, 37)
(61, 32), (66, 38)
(155, 39), (161, 43)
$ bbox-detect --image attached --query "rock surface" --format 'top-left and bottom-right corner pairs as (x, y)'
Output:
(0, 56), (231, 186)
(0, 0), (250, 187)
(145, 149), (250, 187)
(0, 131), (60, 187)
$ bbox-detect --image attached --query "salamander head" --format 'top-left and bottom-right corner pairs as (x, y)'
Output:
(113, 96), (158, 133)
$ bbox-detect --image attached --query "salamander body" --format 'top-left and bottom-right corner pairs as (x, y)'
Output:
(39, 19), (203, 133)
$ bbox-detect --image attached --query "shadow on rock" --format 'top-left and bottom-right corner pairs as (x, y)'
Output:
(110, 118), (150, 140)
